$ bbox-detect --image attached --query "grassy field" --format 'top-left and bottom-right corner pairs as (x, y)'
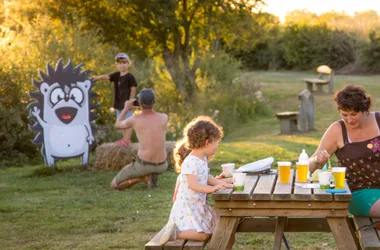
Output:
(1, 71), (380, 249)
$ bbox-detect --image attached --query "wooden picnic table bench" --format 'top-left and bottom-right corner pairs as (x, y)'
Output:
(208, 169), (358, 250)
(145, 225), (209, 250)
(351, 216), (380, 250)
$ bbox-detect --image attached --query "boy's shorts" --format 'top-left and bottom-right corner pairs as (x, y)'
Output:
(116, 109), (133, 120)
(113, 157), (168, 185)
(348, 188), (380, 216)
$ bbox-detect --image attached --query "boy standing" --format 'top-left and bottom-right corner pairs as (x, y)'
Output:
(92, 53), (137, 146)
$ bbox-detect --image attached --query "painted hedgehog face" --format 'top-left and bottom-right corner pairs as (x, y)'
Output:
(48, 84), (83, 124)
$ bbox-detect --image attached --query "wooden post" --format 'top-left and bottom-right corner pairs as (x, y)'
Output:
(298, 89), (315, 132)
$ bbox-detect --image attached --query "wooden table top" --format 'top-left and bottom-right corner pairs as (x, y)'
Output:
(212, 170), (352, 202)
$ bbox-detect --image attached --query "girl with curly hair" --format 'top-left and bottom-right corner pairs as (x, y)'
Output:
(160, 116), (233, 244)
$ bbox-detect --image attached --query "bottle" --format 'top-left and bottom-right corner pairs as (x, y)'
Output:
(298, 149), (310, 181)
(298, 149), (309, 163)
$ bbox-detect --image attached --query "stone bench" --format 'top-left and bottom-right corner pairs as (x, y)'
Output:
(304, 65), (334, 94)
(276, 111), (299, 134)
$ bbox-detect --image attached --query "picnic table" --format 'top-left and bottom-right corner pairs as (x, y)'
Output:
(208, 170), (358, 250)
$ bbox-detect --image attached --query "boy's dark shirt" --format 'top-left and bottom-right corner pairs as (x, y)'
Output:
(109, 72), (137, 110)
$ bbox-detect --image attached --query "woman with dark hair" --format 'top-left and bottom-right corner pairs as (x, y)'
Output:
(309, 84), (380, 217)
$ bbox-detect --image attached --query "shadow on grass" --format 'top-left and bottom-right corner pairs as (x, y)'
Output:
(25, 164), (87, 178)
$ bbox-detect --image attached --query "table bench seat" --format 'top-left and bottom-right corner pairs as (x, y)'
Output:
(352, 216), (380, 250)
(145, 225), (209, 250)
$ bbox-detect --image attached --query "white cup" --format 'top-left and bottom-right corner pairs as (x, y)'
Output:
(233, 172), (246, 191)
(221, 163), (235, 178)
(318, 171), (332, 189)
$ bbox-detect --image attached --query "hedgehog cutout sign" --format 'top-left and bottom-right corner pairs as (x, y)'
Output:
(27, 59), (99, 167)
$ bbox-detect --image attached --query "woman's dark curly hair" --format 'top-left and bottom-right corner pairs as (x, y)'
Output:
(334, 85), (372, 113)
(183, 116), (224, 150)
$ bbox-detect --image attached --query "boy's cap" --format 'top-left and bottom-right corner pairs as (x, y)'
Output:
(138, 88), (155, 105)
(115, 53), (130, 62)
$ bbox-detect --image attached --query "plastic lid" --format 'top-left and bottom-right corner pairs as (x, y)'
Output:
(298, 149), (309, 163)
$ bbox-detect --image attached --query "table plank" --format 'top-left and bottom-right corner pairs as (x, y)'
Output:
(313, 187), (333, 201)
(215, 208), (349, 217)
(212, 188), (233, 201)
(237, 217), (331, 233)
(273, 169), (294, 200)
(252, 174), (277, 200)
(214, 200), (349, 210)
(230, 175), (258, 200)
(293, 181), (313, 201)
(333, 181), (352, 201)
(164, 239), (186, 250)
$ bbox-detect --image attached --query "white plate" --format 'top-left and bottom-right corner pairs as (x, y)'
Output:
(236, 157), (274, 173)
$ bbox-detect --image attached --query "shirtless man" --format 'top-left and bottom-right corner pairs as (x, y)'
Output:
(110, 88), (168, 190)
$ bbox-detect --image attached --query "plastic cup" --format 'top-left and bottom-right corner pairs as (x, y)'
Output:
(233, 172), (246, 191)
(318, 171), (332, 189)
(332, 167), (346, 189)
(277, 161), (291, 183)
(221, 163), (235, 178)
(296, 162), (308, 183)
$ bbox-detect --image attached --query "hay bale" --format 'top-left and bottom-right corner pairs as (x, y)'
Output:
(93, 141), (176, 171)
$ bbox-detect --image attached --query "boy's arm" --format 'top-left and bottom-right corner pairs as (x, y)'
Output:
(115, 99), (135, 130)
(91, 75), (110, 81)
(130, 86), (136, 99)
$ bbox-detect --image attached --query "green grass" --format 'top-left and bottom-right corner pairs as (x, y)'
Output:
(2, 71), (380, 249)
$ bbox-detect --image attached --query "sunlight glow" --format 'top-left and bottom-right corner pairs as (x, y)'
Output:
(262, 0), (380, 22)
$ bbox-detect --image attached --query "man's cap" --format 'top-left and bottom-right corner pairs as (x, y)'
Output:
(115, 53), (130, 62)
(138, 88), (155, 106)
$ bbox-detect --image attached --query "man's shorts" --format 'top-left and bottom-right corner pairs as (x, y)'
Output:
(113, 157), (168, 185)
(349, 188), (380, 216)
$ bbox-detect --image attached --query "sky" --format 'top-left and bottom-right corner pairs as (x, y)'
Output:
(262, 0), (380, 22)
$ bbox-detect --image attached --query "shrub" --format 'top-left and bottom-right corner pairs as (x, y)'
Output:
(361, 28), (380, 73)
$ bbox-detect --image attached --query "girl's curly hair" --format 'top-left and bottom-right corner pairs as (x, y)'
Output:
(173, 138), (191, 173)
(183, 116), (224, 150)
(173, 116), (223, 173)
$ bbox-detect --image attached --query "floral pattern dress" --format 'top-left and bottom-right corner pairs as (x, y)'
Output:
(167, 154), (218, 234)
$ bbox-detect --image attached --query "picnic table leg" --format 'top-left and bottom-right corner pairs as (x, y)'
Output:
(273, 217), (286, 250)
(208, 216), (239, 250)
(327, 217), (357, 250)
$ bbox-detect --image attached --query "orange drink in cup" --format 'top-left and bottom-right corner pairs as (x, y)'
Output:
(278, 162), (291, 183)
(296, 162), (308, 183)
(332, 167), (346, 189)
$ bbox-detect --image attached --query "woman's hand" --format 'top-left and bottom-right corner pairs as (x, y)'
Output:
(313, 150), (330, 165)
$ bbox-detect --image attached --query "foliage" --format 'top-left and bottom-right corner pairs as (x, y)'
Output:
(361, 28), (380, 73)
(282, 24), (358, 70)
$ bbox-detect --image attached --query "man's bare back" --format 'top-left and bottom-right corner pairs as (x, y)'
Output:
(130, 110), (168, 163)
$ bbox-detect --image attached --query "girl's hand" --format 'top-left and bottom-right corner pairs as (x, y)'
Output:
(215, 173), (225, 179)
(221, 182), (234, 189)
(212, 184), (227, 192)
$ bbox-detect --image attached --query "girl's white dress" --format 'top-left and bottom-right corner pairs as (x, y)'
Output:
(168, 154), (218, 234)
